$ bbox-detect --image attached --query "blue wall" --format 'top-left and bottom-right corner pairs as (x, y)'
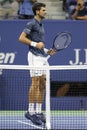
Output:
(0, 20), (87, 110)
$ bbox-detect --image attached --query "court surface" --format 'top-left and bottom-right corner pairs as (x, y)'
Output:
(0, 111), (87, 130)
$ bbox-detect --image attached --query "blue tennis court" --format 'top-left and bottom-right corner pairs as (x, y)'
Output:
(0, 111), (87, 129)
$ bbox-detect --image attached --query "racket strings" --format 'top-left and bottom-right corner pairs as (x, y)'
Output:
(53, 32), (72, 51)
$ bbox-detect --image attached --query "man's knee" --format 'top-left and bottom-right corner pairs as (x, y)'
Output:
(31, 76), (39, 89)
(39, 75), (46, 90)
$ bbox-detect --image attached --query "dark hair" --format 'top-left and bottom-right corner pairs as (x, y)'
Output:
(32, 2), (46, 15)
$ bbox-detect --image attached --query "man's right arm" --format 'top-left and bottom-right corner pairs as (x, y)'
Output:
(71, 9), (79, 19)
(19, 32), (31, 45)
(18, 32), (44, 49)
(71, 4), (81, 20)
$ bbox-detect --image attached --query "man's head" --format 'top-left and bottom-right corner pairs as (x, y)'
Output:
(77, 0), (84, 7)
(32, 2), (47, 19)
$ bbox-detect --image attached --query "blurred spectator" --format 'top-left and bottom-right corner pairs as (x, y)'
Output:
(17, 0), (37, 19)
(62, 0), (67, 11)
(56, 83), (70, 96)
(65, 0), (77, 19)
(51, 81), (87, 97)
(71, 0), (87, 20)
(0, 0), (19, 19)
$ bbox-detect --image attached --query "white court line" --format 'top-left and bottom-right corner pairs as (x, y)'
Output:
(0, 120), (18, 121)
(0, 119), (46, 129)
(0, 120), (45, 129)
(18, 120), (46, 129)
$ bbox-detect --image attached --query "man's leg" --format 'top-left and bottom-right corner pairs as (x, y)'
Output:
(25, 76), (42, 125)
(28, 76), (40, 114)
(35, 74), (46, 123)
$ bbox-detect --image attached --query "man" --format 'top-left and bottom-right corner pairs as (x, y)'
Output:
(71, 0), (87, 20)
(18, 2), (55, 125)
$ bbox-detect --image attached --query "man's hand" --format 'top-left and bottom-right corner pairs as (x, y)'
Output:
(36, 42), (44, 49)
(75, 4), (81, 11)
(47, 48), (56, 55)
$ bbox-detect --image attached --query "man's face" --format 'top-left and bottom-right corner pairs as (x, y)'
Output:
(77, 0), (84, 7)
(37, 7), (47, 19)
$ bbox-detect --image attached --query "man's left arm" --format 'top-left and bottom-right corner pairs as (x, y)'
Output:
(76, 15), (87, 20)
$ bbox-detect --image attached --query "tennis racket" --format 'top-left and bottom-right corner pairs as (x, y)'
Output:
(47, 31), (72, 59)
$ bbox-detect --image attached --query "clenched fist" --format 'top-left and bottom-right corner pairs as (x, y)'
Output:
(36, 42), (44, 49)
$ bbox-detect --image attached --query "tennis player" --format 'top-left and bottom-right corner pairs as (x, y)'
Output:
(19, 2), (55, 125)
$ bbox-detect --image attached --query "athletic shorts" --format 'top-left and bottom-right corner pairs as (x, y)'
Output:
(28, 51), (49, 77)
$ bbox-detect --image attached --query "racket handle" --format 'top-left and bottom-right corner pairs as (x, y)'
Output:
(47, 55), (51, 60)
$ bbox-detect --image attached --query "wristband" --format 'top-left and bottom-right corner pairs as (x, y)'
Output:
(31, 41), (37, 47)
(44, 48), (48, 54)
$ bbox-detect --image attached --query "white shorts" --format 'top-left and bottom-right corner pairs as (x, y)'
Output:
(28, 52), (49, 77)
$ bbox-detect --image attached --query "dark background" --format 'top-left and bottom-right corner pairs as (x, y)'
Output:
(51, 81), (87, 97)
